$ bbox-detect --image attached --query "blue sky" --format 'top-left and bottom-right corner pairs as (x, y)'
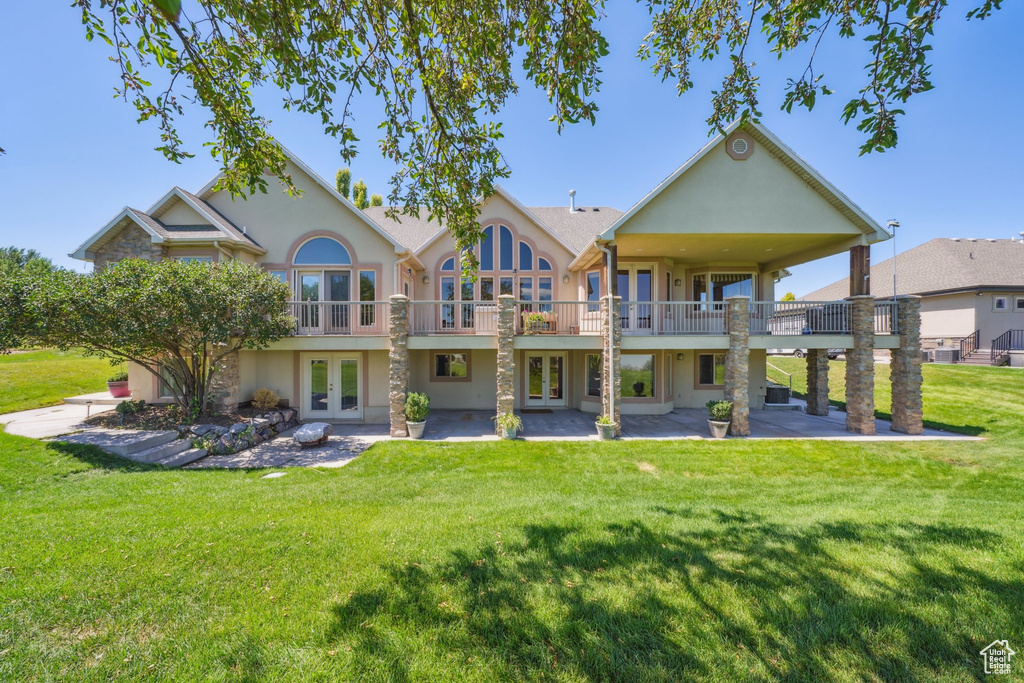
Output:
(1, 3), (1021, 296)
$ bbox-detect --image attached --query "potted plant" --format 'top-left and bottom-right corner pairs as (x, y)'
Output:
(493, 413), (524, 440)
(405, 392), (430, 439)
(523, 311), (548, 334)
(706, 399), (733, 439)
(595, 414), (617, 440)
(107, 368), (131, 398)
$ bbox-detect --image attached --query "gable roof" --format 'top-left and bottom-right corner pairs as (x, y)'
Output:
(802, 238), (1024, 300)
(147, 187), (262, 247)
(599, 120), (890, 243)
(194, 143), (408, 254)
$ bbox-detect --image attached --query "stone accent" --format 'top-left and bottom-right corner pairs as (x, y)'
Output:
(209, 350), (239, 413)
(890, 296), (924, 434)
(388, 295), (410, 437)
(496, 295), (517, 421)
(294, 422), (334, 447)
(94, 223), (166, 270)
(844, 295), (876, 434)
(724, 296), (750, 436)
(600, 295), (622, 435)
(805, 349), (831, 416)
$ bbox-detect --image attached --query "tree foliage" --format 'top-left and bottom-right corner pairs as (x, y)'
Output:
(70, 0), (1002, 270)
(14, 259), (293, 419)
(0, 246), (56, 279)
(335, 167), (352, 199)
(781, 291), (796, 301)
(370, 193), (383, 207)
(352, 179), (369, 210)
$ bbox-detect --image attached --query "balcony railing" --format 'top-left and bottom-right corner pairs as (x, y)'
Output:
(284, 300), (900, 336)
(289, 301), (389, 335)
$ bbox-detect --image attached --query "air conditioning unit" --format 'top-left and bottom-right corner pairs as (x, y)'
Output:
(933, 348), (960, 364)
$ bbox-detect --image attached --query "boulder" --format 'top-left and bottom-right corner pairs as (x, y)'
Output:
(282, 409), (296, 424)
(269, 411), (283, 425)
(192, 424), (221, 437)
(251, 418), (270, 429)
(218, 434), (236, 453)
(229, 422), (249, 436)
(293, 422), (333, 447)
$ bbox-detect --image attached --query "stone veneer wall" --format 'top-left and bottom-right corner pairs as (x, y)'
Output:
(388, 295), (410, 437)
(844, 295), (876, 434)
(496, 296), (516, 421)
(804, 349), (831, 416)
(209, 350), (239, 413)
(890, 296), (924, 434)
(94, 223), (166, 270)
(724, 296), (750, 436)
(600, 295), (622, 435)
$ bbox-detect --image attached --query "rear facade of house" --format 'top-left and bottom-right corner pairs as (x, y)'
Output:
(71, 122), (924, 435)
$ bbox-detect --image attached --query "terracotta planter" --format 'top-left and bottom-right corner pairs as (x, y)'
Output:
(407, 421), (426, 439)
(707, 420), (730, 439)
(107, 381), (131, 398)
(596, 422), (616, 440)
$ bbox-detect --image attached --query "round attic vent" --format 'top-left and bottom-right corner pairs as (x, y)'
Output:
(731, 138), (749, 155)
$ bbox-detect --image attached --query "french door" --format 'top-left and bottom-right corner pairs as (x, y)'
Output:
(297, 270), (351, 334)
(525, 353), (566, 407)
(300, 352), (362, 420)
(617, 265), (654, 334)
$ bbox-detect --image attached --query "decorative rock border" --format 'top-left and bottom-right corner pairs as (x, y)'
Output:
(180, 409), (299, 456)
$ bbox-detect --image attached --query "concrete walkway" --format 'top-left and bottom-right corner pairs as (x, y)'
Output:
(186, 427), (368, 469)
(0, 403), (114, 439)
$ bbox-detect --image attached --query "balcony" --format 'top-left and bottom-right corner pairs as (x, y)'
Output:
(285, 300), (900, 337)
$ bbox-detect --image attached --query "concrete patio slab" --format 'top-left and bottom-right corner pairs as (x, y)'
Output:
(186, 427), (372, 469)
(0, 403), (114, 439)
(64, 392), (127, 406)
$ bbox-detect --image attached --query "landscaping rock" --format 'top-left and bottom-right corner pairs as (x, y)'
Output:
(192, 424), (221, 437)
(269, 411), (283, 426)
(294, 422), (333, 447)
(282, 409), (296, 424)
(229, 422), (249, 436)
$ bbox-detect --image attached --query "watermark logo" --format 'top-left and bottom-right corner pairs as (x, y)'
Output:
(980, 640), (1015, 675)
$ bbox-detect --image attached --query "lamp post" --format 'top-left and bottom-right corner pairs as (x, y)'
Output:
(887, 220), (900, 300)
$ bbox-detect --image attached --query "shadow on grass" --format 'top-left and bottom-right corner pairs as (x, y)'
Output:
(45, 440), (156, 473)
(790, 390), (987, 436)
(328, 509), (1014, 680)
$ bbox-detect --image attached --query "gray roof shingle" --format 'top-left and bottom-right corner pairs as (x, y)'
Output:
(802, 238), (1024, 300)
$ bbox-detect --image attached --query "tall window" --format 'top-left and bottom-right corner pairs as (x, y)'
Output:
(538, 277), (552, 313)
(519, 242), (534, 270)
(621, 354), (655, 398)
(480, 277), (494, 301)
(480, 225), (494, 271)
(693, 273), (755, 302)
(359, 270), (376, 326)
(586, 271), (601, 312)
(698, 353), (726, 386)
(499, 226), (514, 270)
(586, 354), (602, 397)
(500, 277), (514, 296)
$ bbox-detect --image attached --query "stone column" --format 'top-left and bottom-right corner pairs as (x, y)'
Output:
(496, 295), (516, 421)
(600, 295), (622, 434)
(890, 296), (924, 434)
(209, 349), (239, 414)
(388, 295), (410, 437)
(724, 296), (750, 436)
(805, 349), (830, 416)
(844, 295), (876, 434)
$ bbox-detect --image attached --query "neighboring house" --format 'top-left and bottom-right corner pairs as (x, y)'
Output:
(803, 238), (1024, 364)
(70, 121), (923, 435)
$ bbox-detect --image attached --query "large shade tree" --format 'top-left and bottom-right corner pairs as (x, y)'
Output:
(13, 259), (293, 419)
(67, 0), (1001, 269)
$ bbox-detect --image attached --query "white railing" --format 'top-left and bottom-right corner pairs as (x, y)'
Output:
(617, 301), (727, 336)
(750, 301), (852, 335)
(874, 301), (899, 335)
(516, 301), (603, 335)
(289, 301), (388, 335)
(409, 300), (499, 335)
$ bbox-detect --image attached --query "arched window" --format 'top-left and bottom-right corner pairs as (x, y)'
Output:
(519, 242), (533, 271)
(538, 257), (552, 271)
(480, 225), (494, 271)
(441, 257), (456, 271)
(294, 237), (352, 265)
(499, 226), (513, 270)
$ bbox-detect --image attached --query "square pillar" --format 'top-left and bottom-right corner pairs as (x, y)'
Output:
(844, 295), (876, 434)
(805, 349), (830, 416)
(388, 295), (409, 437)
(496, 295), (516, 421)
(724, 296), (750, 436)
(600, 295), (621, 434)
(890, 296), (924, 434)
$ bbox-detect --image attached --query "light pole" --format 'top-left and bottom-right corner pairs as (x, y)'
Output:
(887, 220), (900, 300)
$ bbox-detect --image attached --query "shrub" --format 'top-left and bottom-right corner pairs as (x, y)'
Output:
(596, 415), (614, 425)
(405, 392), (430, 423)
(706, 399), (733, 422)
(108, 369), (129, 383)
(251, 388), (280, 411)
(493, 412), (524, 435)
(115, 399), (146, 416)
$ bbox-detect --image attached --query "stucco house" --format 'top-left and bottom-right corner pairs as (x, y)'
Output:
(69, 121), (925, 436)
(803, 237), (1024, 365)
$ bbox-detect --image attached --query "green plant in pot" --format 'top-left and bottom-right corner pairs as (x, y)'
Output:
(493, 412), (523, 440)
(706, 399), (733, 439)
(405, 392), (430, 439)
(523, 311), (547, 334)
(107, 367), (131, 398)
(595, 414), (617, 440)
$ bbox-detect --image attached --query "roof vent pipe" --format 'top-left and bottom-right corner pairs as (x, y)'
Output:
(569, 189), (576, 213)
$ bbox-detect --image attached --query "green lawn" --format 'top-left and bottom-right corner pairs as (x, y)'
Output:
(0, 350), (111, 414)
(2, 365), (1023, 680)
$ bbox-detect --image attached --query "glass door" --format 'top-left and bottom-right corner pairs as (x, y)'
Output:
(301, 353), (362, 420)
(618, 266), (654, 334)
(325, 271), (351, 334)
(299, 272), (322, 333)
(525, 353), (566, 407)
(337, 357), (361, 418)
